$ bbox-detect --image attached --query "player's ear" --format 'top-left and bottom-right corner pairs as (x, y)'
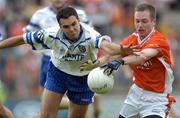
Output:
(152, 19), (156, 26)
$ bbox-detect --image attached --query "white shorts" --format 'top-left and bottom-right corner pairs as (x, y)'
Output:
(119, 84), (171, 118)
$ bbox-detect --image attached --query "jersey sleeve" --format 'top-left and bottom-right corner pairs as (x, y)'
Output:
(95, 35), (112, 49)
(23, 28), (56, 50)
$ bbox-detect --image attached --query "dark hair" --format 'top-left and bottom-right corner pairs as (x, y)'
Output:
(135, 4), (156, 20)
(56, 6), (79, 24)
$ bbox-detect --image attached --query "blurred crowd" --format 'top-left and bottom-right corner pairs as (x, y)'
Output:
(0, 0), (180, 101)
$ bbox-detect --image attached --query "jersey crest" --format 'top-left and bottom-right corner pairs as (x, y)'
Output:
(78, 45), (86, 53)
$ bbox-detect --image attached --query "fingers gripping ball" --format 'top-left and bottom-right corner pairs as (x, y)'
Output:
(87, 67), (114, 94)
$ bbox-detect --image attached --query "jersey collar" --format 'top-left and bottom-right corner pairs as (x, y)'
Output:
(138, 27), (155, 44)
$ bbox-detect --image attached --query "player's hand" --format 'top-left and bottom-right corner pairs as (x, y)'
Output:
(102, 60), (124, 76)
(80, 60), (100, 71)
(120, 42), (140, 55)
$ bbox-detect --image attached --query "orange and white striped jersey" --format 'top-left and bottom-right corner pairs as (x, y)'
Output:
(120, 30), (174, 93)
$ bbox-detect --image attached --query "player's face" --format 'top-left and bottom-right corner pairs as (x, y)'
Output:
(51, 0), (67, 11)
(60, 16), (80, 41)
(134, 10), (155, 39)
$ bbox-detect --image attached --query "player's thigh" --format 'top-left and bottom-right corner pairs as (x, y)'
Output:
(119, 103), (139, 118)
(41, 88), (64, 114)
(139, 92), (169, 118)
(68, 101), (89, 118)
(140, 104), (167, 118)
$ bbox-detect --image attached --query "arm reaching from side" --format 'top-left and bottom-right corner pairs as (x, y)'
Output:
(102, 48), (159, 75)
(100, 39), (139, 56)
(122, 48), (159, 65)
(0, 35), (25, 49)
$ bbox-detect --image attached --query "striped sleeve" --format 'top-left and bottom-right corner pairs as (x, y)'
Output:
(95, 35), (111, 48)
(23, 30), (51, 50)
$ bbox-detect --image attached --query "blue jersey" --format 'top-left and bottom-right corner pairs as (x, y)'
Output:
(23, 23), (110, 76)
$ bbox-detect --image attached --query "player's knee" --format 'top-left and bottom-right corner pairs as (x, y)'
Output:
(118, 114), (125, 118)
(143, 115), (162, 118)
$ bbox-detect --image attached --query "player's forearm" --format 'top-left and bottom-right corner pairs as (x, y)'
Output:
(121, 48), (158, 65)
(97, 55), (111, 66)
(122, 54), (147, 65)
(101, 41), (122, 55)
(107, 43), (122, 55)
(0, 35), (25, 49)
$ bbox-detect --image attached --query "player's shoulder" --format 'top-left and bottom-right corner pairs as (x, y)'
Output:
(33, 6), (51, 16)
(76, 8), (87, 22)
(76, 8), (86, 15)
(152, 31), (166, 39)
(125, 32), (138, 41)
(45, 26), (60, 31)
(81, 23), (92, 30)
(75, 7), (92, 26)
(81, 23), (100, 37)
(120, 32), (138, 45)
(149, 31), (168, 44)
(145, 31), (170, 50)
(42, 26), (60, 36)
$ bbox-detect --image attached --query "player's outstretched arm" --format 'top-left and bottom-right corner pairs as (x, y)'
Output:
(102, 48), (159, 75)
(100, 39), (139, 56)
(0, 35), (25, 49)
(122, 48), (159, 65)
